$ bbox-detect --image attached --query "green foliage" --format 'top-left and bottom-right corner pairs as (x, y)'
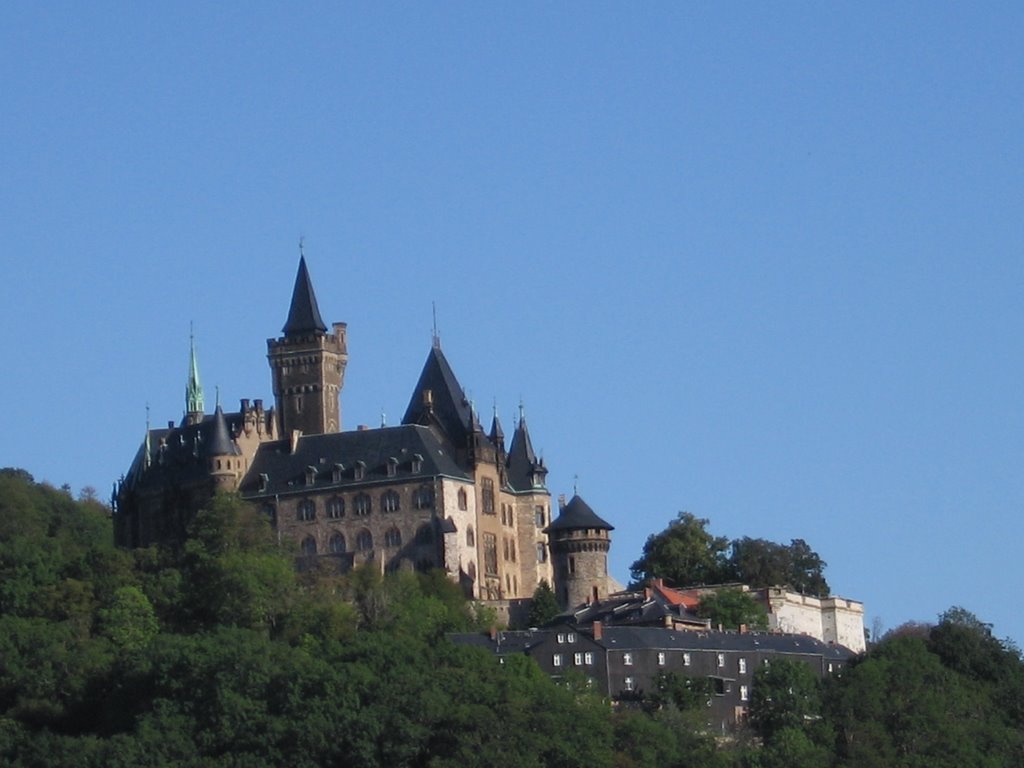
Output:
(527, 578), (560, 627)
(630, 511), (730, 587)
(697, 588), (767, 631)
(729, 537), (829, 595)
(748, 658), (822, 743)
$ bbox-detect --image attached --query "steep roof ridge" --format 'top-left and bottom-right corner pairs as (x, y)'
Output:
(548, 494), (615, 532)
(206, 405), (237, 456)
(401, 345), (473, 444)
(282, 256), (328, 335)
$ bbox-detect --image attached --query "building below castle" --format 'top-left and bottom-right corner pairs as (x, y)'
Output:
(115, 256), (573, 602)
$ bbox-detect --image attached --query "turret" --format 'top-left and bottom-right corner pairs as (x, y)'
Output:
(185, 329), (204, 426)
(547, 494), (614, 610)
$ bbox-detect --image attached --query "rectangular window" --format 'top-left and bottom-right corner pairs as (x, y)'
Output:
(574, 653), (583, 666)
(553, 654), (562, 667)
(567, 632), (576, 643)
(483, 533), (498, 576)
(536, 542), (547, 563)
(740, 685), (749, 702)
(482, 477), (495, 515)
(657, 652), (666, 666)
(624, 676), (634, 692)
(557, 633), (566, 644)
(535, 505), (545, 527)
(717, 653), (725, 668)
(623, 653), (633, 666)
(584, 652), (594, 665)
(739, 658), (747, 674)
(683, 652), (691, 666)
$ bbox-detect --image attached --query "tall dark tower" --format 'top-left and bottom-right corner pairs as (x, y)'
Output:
(547, 494), (614, 610)
(267, 257), (348, 436)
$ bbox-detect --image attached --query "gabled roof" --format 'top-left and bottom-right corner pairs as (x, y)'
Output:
(401, 345), (473, 445)
(240, 424), (471, 497)
(548, 494), (614, 532)
(282, 256), (328, 335)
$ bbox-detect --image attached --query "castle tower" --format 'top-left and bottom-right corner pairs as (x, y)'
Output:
(267, 257), (348, 436)
(509, 405), (553, 596)
(547, 494), (614, 610)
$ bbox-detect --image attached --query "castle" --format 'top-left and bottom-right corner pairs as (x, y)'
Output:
(114, 257), (617, 608)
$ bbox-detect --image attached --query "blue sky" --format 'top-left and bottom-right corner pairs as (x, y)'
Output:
(2, 4), (1022, 643)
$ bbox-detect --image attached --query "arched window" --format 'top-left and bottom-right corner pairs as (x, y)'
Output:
(329, 532), (346, 553)
(326, 496), (345, 519)
(381, 489), (400, 513)
(354, 493), (371, 516)
(466, 525), (475, 548)
(467, 561), (477, 581)
(297, 498), (316, 521)
(414, 485), (433, 509)
(301, 536), (317, 555)
(457, 487), (468, 510)
(356, 529), (373, 552)
(384, 527), (402, 548)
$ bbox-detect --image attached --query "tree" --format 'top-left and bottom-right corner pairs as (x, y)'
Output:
(697, 588), (766, 630)
(748, 658), (821, 743)
(630, 512), (730, 587)
(527, 579), (560, 627)
(728, 537), (829, 595)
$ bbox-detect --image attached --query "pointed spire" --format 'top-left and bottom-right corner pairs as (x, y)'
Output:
(144, 403), (152, 469)
(507, 401), (546, 491)
(282, 256), (328, 335)
(207, 405), (235, 456)
(431, 301), (441, 349)
(489, 401), (505, 446)
(402, 344), (474, 443)
(186, 325), (204, 416)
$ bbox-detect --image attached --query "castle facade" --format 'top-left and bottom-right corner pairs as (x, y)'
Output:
(115, 257), (566, 601)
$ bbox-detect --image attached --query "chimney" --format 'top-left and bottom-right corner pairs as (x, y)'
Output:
(290, 430), (302, 453)
(357, 424), (369, 431)
(241, 398), (250, 412)
(739, 624), (747, 634)
(558, 494), (567, 510)
(593, 621), (603, 641)
(489, 625), (498, 641)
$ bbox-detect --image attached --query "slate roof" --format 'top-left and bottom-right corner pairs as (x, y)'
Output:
(239, 423), (471, 498)
(123, 410), (245, 491)
(596, 626), (855, 660)
(401, 345), (474, 446)
(560, 588), (706, 629)
(506, 413), (540, 492)
(282, 256), (328, 335)
(547, 494), (614, 532)
(448, 630), (548, 655)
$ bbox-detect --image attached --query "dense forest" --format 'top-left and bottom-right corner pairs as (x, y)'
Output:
(1, 467), (1022, 767)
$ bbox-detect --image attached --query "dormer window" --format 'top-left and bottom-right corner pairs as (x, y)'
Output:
(332, 463), (345, 483)
(386, 457), (398, 478)
(258, 473), (270, 492)
(305, 466), (317, 487)
(354, 461), (366, 481)
(411, 453), (423, 473)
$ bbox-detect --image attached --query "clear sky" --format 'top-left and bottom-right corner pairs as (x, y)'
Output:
(2, 4), (1022, 643)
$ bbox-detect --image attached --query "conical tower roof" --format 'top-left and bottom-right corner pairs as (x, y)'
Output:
(402, 345), (473, 444)
(507, 405), (542, 491)
(282, 256), (327, 335)
(206, 405), (236, 456)
(548, 494), (614, 532)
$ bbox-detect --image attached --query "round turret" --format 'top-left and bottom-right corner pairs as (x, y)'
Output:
(546, 494), (614, 610)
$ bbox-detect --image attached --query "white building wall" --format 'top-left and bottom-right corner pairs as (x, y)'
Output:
(762, 588), (866, 653)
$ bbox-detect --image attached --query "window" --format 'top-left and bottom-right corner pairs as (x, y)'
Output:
(536, 542), (547, 563)
(713, 678), (727, 696)
(481, 478), (495, 514)
(624, 677), (634, 692)
(262, 503), (276, 521)
(386, 457), (398, 477)
(297, 499), (316, 521)
(683, 653), (691, 666)
(457, 487), (468, 510)
(354, 460), (366, 480)
(510, 540), (516, 562)
(574, 653), (583, 666)
(535, 505), (545, 527)
(557, 633), (566, 644)
(328, 532), (346, 553)
(584, 652), (594, 665)
(381, 490), (400, 512)
(356, 529), (373, 552)
(414, 485), (433, 509)
(503, 538), (510, 561)
(623, 653), (633, 666)
(738, 658), (747, 674)
(567, 632), (576, 643)
(740, 685), (749, 702)
(384, 527), (402, 548)
(411, 453), (423, 473)
(553, 654), (563, 667)
(658, 652), (666, 666)
(483, 533), (498, 576)
(354, 493), (371, 516)
(301, 536), (317, 555)
(326, 496), (344, 519)
(717, 653), (725, 668)
(466, 526), (475, 548)
(568, 556), (576, 574)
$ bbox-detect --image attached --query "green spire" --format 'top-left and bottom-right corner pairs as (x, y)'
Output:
(186, 325), (204, 416)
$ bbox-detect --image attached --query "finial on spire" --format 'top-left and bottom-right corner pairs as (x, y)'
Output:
(431, 301), (441, 349)
(380, 409), (387, 428)
(518, 399), (525, 424)
(299, 235), (305, 258)
(215, 385), (220, 408)
(573, 474), (579, 495)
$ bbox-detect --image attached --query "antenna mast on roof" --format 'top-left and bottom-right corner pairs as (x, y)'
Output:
(431, 301), (441, 349)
